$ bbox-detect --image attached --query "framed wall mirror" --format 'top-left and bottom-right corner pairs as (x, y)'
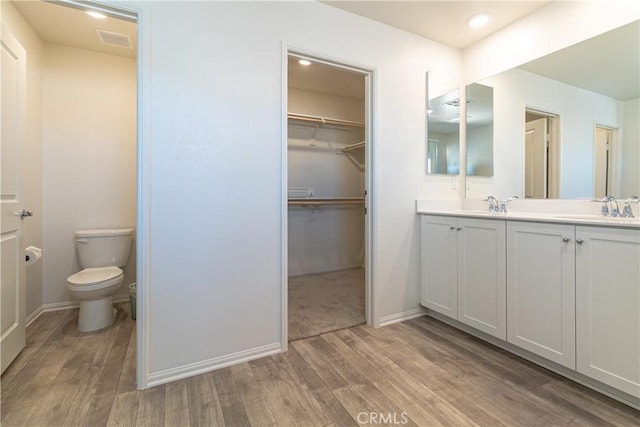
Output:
(468, 20), (639, 199)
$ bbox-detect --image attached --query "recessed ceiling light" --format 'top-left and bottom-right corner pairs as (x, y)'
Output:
(298, 59), (312, 66)
(86, 11), (107, 19)
(468, 13), (490, 28)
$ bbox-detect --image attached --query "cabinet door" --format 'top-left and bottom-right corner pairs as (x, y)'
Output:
(421, 215), (457, 318)
(576, 226), (640, 397)
(506, 222), (575, 368)
(457, 219), (506, 339)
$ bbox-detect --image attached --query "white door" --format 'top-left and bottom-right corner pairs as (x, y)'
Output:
(576, 226), (640, 397)
(525, 118), (547, 198)
(506, 221), (575, 369)
(457, 218), (506, 339)
(1, 26), (27, 373)
(420, 215), (458, 318)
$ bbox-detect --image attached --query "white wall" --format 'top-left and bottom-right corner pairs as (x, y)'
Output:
(119, 0), (460, 383)
(42, 44), (137, 306)
(2, 2), (45, 320)
(288, 88), (365, 276)
(620, 98), (640, 197)
(466, 68), (620, 199)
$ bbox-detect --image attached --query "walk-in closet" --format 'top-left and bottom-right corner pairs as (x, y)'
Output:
(287, 55), (367, 341)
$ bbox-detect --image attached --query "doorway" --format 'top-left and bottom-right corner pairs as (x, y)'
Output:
(525, 109), (559, 198)
(0, 0), (139, 379)
(284, 51), (372, 342)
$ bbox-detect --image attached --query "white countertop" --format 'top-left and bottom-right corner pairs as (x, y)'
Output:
(416, 199), (640, 229)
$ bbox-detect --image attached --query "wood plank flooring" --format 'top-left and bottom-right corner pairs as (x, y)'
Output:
(2, 303), (638, 426)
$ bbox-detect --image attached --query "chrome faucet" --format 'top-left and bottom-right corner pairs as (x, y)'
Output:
(609, 196), (621, 217)
(483, 196), (499, 212)
(594, 197), (610, 216)
(499, 196), (519, 213)
(622, 195), (639, 218)
(594, 196), (620, 216)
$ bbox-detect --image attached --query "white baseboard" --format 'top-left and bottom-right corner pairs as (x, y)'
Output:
(40, 294), (130, 312)
(378, 307), (427, 327)
(26, 294), (131, 322)
(25, 306), (44, 327)
(146, 342), (282, 388)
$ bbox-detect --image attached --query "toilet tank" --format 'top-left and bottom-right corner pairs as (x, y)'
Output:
(75, 228), (134, 268)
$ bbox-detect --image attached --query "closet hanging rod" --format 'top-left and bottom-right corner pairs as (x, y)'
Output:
(342, 141), (365, 153)
(288, 198), (365, 206)
(287, 112), (365, 128)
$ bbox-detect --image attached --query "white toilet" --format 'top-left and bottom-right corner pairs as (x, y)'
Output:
(66, 228), (133, 332)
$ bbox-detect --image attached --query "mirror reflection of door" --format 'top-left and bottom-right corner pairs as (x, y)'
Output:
(525, 110), (560, 198)
(594, 126), (616, 198)
(525, 118), (547, 198)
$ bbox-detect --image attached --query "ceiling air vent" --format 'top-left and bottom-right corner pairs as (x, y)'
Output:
(95, 29), (132, 49)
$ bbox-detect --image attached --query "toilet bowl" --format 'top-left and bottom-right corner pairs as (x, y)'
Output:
(67, 267), (124, 332)
(66, 228), (133, 332)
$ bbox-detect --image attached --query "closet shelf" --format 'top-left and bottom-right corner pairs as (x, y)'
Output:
(288, 112), (365, 129)
(288, 197), (365, 206)
(342, 141), (365, 153)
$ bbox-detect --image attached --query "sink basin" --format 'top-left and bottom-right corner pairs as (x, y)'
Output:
(553, 214), (638, 222)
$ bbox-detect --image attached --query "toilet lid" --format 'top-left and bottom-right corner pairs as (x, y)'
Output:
(68, 266), (123, 285)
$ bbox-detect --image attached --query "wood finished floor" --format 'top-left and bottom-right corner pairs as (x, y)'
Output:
(1, 304), (638, 426)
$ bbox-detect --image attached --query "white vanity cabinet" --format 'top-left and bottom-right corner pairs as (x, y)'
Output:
(506, 222), (576, 369)
(421, 216), (458, 318)
(421, 215), (506, 339)
(575, 226), (640, 397)
(419, 207), (640, 405)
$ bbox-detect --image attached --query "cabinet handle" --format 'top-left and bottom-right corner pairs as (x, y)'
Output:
(456, 227), (462, 231)
(562, 236), (570, 242)
(450, 226), (456, 230)
(576, 238), (584, 244)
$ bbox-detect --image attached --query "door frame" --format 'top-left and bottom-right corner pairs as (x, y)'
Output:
(593, 124), (618, 198)
(70, 0), (148, 389)
(280, 45), (376, 350)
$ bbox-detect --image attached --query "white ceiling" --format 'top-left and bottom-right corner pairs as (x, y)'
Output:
(322, 1), (551, 49)
(12, 0), (137, 58)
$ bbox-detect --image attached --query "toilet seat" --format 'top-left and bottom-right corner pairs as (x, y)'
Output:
(67, 266), (123, 292)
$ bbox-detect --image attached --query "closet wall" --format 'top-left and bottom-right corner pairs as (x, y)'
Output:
(288, 85), (365, 276)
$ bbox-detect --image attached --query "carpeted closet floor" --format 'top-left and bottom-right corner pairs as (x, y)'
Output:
(288, 268), (365, 341)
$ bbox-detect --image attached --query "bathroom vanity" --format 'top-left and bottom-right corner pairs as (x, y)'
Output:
(417, 199), (640, 408)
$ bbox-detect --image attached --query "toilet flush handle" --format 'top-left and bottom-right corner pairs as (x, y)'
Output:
(76, 238), (89, 244)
